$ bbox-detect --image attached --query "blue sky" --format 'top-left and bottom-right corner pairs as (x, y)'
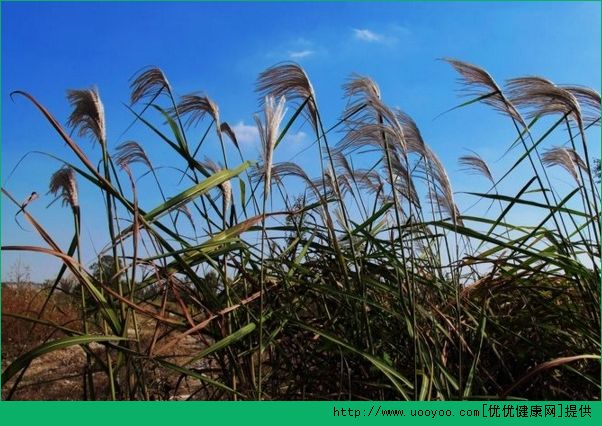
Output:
(2, 1), (600, 281)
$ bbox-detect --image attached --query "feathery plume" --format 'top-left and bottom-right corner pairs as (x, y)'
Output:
(341, 74), (407, 154)
(130, 67), (171, 105)
(542, 146), (588, 185)
(395, 110), (427, 156)
(255, 95), (287, 198)
(506, 77), (582, 126)
(266, 161), (319, 198)
(66, 87), (106, 144)
(443, 58), (525, 126)
(310, 167), (338, 199)
(425, 147), (462, 225)
(49, 167), (78, 209)
(337, 122), (395, 154)
(352, 169), (384, 197)
(257, 63), (316, 130)
(219, 122), (240, 150)
(458, 152), (494, 184)
(343, 74), (381, 104)
(390, 154), (421, 208)
(562, 85), (601, 125)
(269, 161), (311, 184)
(200, 158), (232, 215)
(175, 93), (220, 128)
(334, 151), (355, 181)
(114, 141), (153, 172)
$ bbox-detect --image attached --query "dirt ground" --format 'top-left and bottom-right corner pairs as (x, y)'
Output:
(1, 335), (208, 400)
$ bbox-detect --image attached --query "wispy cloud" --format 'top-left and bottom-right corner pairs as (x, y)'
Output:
(353, 28), (383, 42)
(230, 121), (306, 146)
(352, 25), (410, 45)
(231, 121), (259, 144)
(285, 131), (307, 144)
(289, 49), (314, 60)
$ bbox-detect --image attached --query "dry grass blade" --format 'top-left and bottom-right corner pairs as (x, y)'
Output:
(501, 355), (600, 398)
(66, 87), (106, 144)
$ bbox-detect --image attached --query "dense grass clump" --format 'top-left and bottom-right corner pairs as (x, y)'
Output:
(1, 59), (600, 400)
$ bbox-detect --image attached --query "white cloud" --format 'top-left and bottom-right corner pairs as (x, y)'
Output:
(289, 49), (314, 60)
(353, 28), (383, 42)
(230, 121), (306, 146)
(284, 131), (307, 144)
(231, 121), (259, 144)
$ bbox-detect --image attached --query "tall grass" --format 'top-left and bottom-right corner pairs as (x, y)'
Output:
(1, 59), (600, 400)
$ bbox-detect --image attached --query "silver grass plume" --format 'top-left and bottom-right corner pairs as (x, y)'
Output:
(562, 86), (601, 126)
(267, 161), (331, 201)
(390, 154), (421, 208)
(506, 77), (582, 126)
(268, 162), (313, 188)
(130, 67), (171, 105)
(114, 141), (153, 172)
(220, 122), (240, 150)
(257, 63), (316, 130)
(200, 158), (232, 215)
(343, 74), (382, 121)
(255, 95), (287, 198)
(395, 110), (427, 156)
(334, 151), (354, 179)
(175, 204), (196, 234)
(175, 93), (220, 131)
(49, 166), (78, 209)
(310, 168), (338, 200)
(425, 147), (462, 225)
(352, 169), (384, 199)
(337, 122), (391, 154)
(458, 152), (494, 184)
(67, 87), (106, 145)
(333, 151), (358, 196)
(443, 58), (525, 126)
(542, 146), (588, 185)
(341, 75), (407, 153)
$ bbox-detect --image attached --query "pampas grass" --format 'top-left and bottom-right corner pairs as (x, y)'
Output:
(2, 59), (599, 402)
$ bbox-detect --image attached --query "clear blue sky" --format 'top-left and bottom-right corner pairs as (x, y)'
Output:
(2, 1), (600, 281)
